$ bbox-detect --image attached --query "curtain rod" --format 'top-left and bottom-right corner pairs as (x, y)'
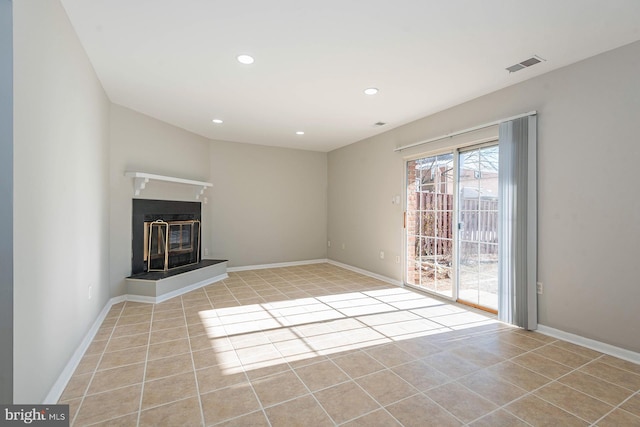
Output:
(393, 110), (537, 152)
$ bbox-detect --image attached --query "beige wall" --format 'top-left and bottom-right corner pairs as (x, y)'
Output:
(13, 0), (111, 402)
(328, 41), (640, 352)
(209, 140), (328, 267)
(109, 105), (212, 296)
(110, 106), (328, 290)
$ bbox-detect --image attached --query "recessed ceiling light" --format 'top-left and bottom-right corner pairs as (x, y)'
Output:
(364, 87), (379, 95)
(237, 54), (254, 65)
(296, 131), (305, 135)
(212, 119), (223, 124)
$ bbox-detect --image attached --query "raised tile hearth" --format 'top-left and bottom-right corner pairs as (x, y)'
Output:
(126, 259), (228, 301)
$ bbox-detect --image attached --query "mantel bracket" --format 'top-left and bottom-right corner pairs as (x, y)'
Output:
(133, 177), (150, 196)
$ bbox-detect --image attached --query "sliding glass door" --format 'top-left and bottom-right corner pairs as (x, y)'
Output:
(405, 153), (455, 299)
(406, 144), (499, 312)
(458, 145), (499, 311)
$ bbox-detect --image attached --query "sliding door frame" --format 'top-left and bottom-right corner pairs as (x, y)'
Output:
(403, 148), (459, 301)
(403, 138), (499, 308)
(456, 140), (500, 313)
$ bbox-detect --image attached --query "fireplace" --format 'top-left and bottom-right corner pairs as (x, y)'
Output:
(131, 199), (201, 275)
(145, 219), (201, 271)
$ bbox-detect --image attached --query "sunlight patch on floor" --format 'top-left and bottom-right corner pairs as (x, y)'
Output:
(199, 287), (499, 375)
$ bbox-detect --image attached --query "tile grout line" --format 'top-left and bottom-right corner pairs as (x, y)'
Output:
(248, 271), (364, 425)
(546, 355), (637, 416)
(221, 274), (274, 427)
(351, 336), (454, 425)
(272, 276), (351, 424)
(483, 343), (602, 424)
(74, 303), (153, 425)
(596, 357), (640, 380)
(494, 352), (612, 426)
(134, 302), (155, 427)
(184, 291), (210, 427)
(471, 408), (534, 427)
(474, 342), (592, 423)
(587, 385), (640, 426)
(421, 371), (506, 425)
(476, 332), (634, 425)
(510, 348), (640, 419)
(402, 336), (590, 425)
(207, 409), (264, 426)
(288, 305), (429, 426)
(267, 323), (341, 425)
(68, 302), (125, 426)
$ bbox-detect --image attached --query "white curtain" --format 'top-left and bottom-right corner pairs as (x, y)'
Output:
(497, 115), (537, 329)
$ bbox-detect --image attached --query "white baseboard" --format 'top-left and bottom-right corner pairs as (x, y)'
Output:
(227, 258), (328, 272)
(327, 259), (403, 287)
(43, 295), (124, 404)
(537, 324), (640, 364)
(44, 273), (228, 403)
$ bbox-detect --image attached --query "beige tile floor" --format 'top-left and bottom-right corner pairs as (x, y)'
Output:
(59, 264), (640, 426)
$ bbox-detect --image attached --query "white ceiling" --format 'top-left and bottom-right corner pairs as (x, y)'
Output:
(60, 0), (640, 152)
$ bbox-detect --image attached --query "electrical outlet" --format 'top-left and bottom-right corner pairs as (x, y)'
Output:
(88, 285), (92, 300)
(327, 240), (331, 247)
(537, 282), (543, 294)
(341, 243), (346, 250)
(204, 248), (209, 256)
(395, 255), (400, 264)
(379, 251), (385, 260)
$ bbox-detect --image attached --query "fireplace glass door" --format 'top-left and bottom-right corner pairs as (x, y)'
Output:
(145, 219), (201, 271)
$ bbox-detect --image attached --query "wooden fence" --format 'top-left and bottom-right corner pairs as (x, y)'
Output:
(413, 193), (498, 259)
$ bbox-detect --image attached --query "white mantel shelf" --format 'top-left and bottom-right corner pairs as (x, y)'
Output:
(125, 172), (213, 200)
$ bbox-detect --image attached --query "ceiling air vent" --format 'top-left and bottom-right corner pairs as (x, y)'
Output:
(506, 55), (545, 73)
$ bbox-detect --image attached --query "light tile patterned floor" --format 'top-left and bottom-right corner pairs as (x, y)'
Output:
(59, 264), (640, 426)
